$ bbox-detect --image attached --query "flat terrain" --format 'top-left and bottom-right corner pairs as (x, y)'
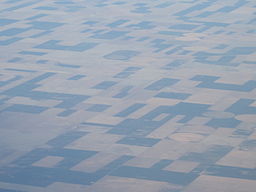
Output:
(0, 0), (256, 191)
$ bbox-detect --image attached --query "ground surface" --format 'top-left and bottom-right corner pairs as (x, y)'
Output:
(0, 0), (256, 191)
